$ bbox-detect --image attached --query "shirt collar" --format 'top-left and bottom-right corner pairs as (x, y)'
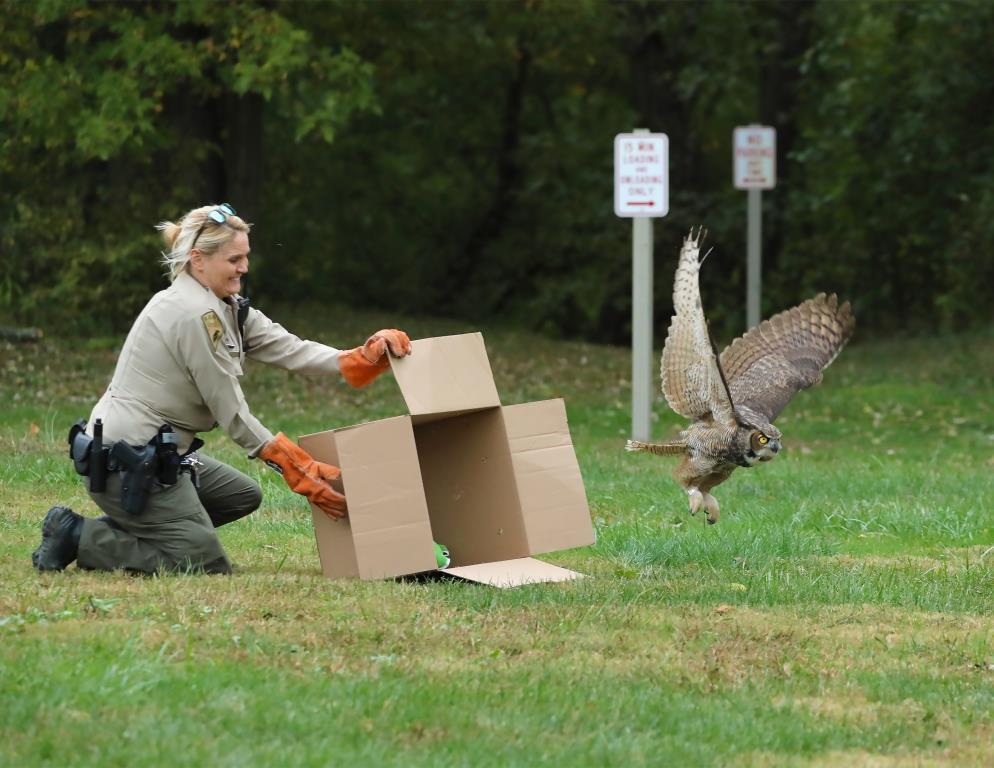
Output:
(173, 270), (239, 313)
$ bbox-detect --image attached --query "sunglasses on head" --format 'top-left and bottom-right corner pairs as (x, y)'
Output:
(190, 203), (236, 251)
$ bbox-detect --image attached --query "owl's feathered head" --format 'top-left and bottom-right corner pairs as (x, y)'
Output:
(735, 406), (782, 467)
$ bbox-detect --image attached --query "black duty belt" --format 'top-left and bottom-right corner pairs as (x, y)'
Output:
(68, 419), (204, 513)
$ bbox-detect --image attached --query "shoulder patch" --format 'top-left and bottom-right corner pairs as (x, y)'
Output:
(201, 310), (224, 349)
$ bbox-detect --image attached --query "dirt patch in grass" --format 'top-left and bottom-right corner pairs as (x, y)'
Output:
(824, 549), (994, 571)
(740, 722), (994, 768)
(739, 750), (941, 767)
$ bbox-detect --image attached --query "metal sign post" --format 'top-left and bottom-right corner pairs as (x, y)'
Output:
(747, 188), (762, 329)
(631, 215), (653, 442)
(615, 129), (669, 442)
(733, 125), (776, 330)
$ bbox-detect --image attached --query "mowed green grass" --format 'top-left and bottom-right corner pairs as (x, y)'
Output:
(2, 305), (994, 767)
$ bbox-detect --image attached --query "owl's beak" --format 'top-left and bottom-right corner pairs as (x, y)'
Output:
(759, 442), (781, 461)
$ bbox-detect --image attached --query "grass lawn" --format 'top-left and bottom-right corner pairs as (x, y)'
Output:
(2, 304), (994, 767)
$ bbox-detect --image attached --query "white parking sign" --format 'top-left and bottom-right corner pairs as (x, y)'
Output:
(614, 133), (669, 217)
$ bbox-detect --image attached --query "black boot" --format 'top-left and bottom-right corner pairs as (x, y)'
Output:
(32, 506), (84, 572)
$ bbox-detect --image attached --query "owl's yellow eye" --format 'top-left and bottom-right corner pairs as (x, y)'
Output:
(757, 435), (769, 445)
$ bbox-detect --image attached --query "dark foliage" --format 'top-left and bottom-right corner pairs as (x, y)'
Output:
(2, 0), (992, 342)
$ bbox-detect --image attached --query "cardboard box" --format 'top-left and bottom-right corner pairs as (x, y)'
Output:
(298, 332), (595, 587)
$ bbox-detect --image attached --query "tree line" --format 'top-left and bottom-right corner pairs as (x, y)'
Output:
(2, 0), (993, 343)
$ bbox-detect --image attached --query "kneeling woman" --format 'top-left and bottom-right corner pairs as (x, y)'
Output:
(33, 203), (411, 574)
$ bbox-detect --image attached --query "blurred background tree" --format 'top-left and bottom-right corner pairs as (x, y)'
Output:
(0, 0), (376, 332)
(1, 0), (992, 341)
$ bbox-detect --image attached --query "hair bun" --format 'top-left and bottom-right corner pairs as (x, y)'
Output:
(159, 221), (182, 250)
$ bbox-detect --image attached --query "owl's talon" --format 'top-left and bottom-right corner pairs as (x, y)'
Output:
(687, 488), (703, 516)
(703, 493), (720, 525)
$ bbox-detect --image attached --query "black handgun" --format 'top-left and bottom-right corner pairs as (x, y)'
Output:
(110, 441), (157, 516)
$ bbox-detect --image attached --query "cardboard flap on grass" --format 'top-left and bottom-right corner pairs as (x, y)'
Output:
(444, 557), (585, 588)
(389, 333), (500, 422)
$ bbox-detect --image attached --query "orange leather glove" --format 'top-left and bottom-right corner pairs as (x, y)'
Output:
(339, 328), (412, 388)
(259, 433), (347, 520)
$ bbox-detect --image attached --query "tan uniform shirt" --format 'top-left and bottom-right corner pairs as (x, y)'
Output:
(89, 270), (343, 455)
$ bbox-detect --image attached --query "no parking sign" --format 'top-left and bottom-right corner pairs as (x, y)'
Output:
(734, 125), (776, 190)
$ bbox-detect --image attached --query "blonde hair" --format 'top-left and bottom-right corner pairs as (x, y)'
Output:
(156, 204), (251, 282)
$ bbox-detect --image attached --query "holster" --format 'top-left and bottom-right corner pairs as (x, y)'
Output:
(68, 418), (108, 493)
(110, 442), (158, 516)
(68, 420), (90, 476)
(154, 424), (180, 485)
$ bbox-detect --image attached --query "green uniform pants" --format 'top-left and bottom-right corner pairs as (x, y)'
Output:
(76, 454), (262, 574)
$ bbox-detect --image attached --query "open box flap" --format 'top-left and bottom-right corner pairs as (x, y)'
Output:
(390, 333), (500, 417)
(300, 416), (437, 580)
(297, 428), (359, 579)
(502, 399), (595, 554)
(443, 557), (585, 588)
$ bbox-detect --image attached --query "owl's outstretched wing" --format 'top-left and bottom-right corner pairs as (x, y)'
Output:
(719, 293), (855, 423)
(660, 229), (737, 428)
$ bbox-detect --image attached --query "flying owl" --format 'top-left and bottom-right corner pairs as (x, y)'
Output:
(625, 228), (855, 524)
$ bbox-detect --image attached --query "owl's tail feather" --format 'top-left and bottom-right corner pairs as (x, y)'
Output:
(625, 439), (685, 455)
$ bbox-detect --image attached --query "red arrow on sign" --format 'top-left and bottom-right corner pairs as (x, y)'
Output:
(628, 201), (655, 206)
